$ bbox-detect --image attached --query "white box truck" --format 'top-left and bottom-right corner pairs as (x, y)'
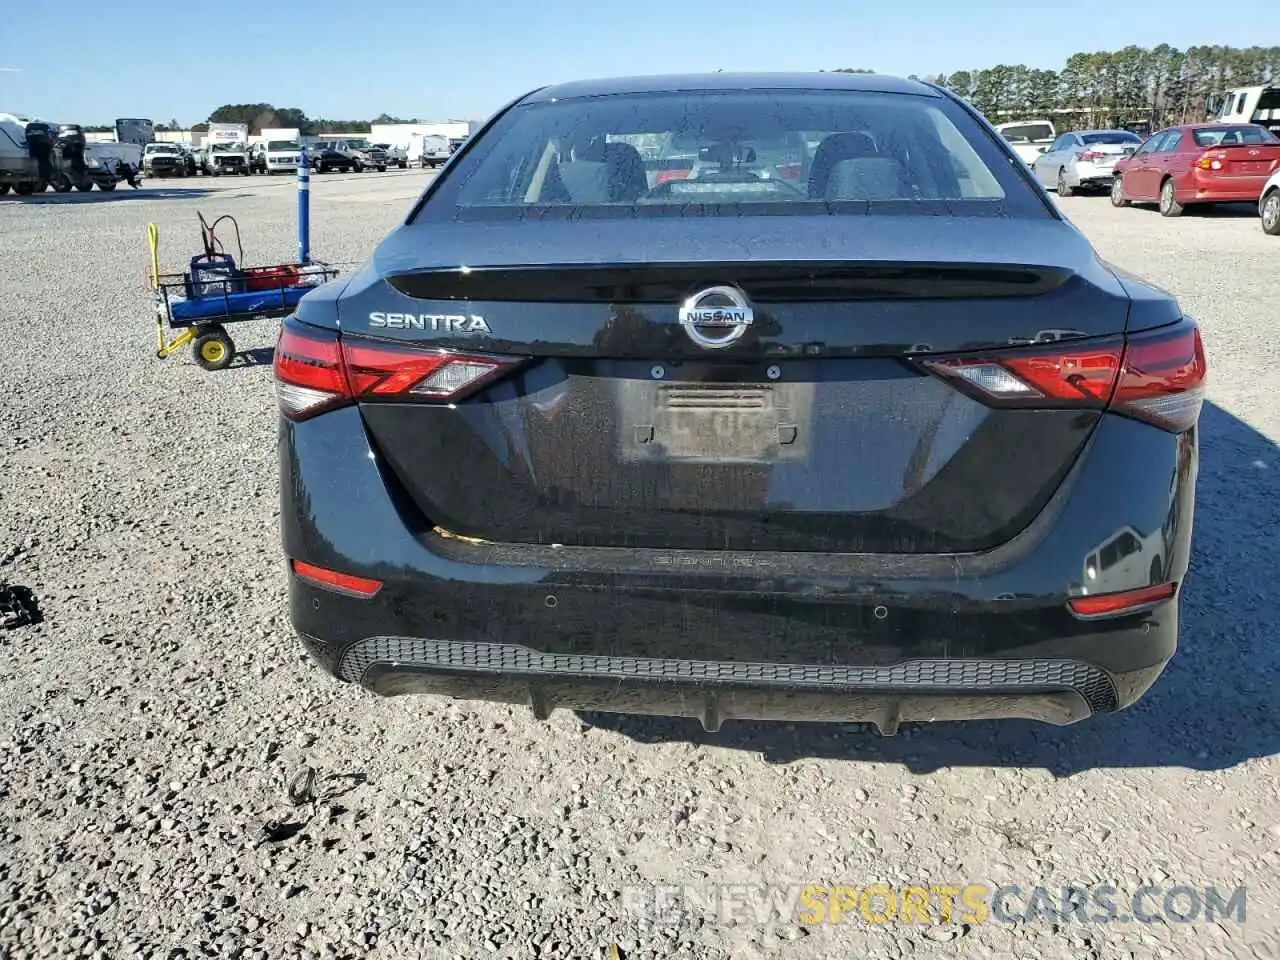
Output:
(201, 122), (250, 175)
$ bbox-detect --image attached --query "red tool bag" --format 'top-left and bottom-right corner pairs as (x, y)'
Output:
(243, 265), (301, 291)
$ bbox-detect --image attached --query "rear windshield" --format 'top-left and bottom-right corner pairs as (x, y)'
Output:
(415, 90), (1047, 222)
(1193, 125), (1280, 147)
(1081, 131), (1141, 145)
(998, 123), (1054, 143)
(267, 140), (298, 151)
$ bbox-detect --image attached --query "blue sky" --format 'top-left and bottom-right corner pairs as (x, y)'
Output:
(0, 0), (1270, 125)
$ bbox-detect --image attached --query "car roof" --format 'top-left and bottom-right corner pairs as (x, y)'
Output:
(521, 72), (939, 104)
(1174, 122), (1266, 130)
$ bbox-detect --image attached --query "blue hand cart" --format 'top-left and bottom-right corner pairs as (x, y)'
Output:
(147, 151), (338, 370)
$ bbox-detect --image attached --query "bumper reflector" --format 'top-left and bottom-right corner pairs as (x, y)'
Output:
(1069, 582), (1177, 619)
(290, 559), (382, 598)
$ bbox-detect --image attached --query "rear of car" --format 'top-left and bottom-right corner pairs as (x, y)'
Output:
(277, 75), (1203, 734)
(996, 120), (1055, 165)
(1067, 130), (1141, 190)
(420, 136), (452, 168)
(1185, 124), (1280, 203)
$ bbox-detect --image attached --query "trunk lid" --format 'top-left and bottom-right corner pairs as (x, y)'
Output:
(1209, 143), (1280, 179)
(336, 216), (1132, 554)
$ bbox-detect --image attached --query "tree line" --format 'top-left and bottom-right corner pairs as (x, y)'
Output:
(192, 105), (419, 135)
(835, 44), (1280, 128)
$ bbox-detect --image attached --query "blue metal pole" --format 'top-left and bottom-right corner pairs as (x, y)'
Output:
(297, 146), (310, 265)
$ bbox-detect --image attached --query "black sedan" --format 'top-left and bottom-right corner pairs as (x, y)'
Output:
(275, 73), (1205, 735)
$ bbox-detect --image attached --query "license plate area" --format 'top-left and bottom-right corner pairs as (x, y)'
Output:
(617, 378), (815, 463)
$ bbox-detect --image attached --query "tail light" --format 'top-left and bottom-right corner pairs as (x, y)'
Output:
(1077, 151), (1106, 162)
(1196, 154), (1224, 171)
(1069, 582), (1177, 619)
(653, 169), (690, 185)
(921, 321), (1206, 433)
(274, 322), (523, 421)
(290, 559), (382, 599)
(775, 162), (803, 179)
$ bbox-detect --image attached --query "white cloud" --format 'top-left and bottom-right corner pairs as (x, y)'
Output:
(0, 66), (22, 73)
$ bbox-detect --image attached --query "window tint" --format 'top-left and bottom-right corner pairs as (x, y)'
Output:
(999, 122), (1055, 143)
(417, 90), (1053, 223)
(1080, 131), (1142, 145)
(1134, 133), (1162, 154)
(1155, 132), (1182, 152)
(1192, 125), (1280, 147)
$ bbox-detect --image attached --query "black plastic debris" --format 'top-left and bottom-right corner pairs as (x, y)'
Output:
(0, 584), (40, 630)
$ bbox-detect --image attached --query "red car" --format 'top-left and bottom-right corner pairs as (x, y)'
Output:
(1111, 122), (1280, 216)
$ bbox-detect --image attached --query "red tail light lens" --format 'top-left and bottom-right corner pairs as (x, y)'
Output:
(653, 169), (690, 185)
(1111, 323), (1206, 431)
(921, 322), (1205, 433)
(1078, 151), (1105, 162)
(1069, 581), (1177, 619)
(924, 342), (1122, 407)
(290, 559), (382, 598)
(775, 162), (803, 179)
(274, 323), (522, 421)
(274, 325), (348, 420)
(1196, 154), (1223, 171)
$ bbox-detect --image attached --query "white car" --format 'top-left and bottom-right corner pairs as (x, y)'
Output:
(994, 119), (1056, 165)
(372, 143), (408, 169)
(1032, 129), (1143, 196)
(1261, 169), (1280, 235)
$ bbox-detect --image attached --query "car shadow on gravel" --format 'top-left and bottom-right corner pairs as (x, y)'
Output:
(581, 402), (1280, 777)
(229, 346), (275, 368)
(1189, 203), (1260, 218)
(1, 187), (218, 204)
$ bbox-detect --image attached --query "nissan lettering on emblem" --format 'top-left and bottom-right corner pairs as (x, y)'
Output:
(678, 285), (754, 349)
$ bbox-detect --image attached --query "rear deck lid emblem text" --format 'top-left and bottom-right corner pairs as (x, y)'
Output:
(678, 285), (753, 349)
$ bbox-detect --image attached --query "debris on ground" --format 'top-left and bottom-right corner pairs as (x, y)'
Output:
(0, 583), (40, 630)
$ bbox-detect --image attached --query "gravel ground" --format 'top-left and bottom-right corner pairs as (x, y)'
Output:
(1, 174), (1277, 960)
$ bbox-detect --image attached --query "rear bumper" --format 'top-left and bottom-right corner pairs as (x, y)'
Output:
(281, 406), (1197, 730)
(1190, 173), (1270, 203)
(1070, 162), (1116, 188)
(294, 618), (1170, 733)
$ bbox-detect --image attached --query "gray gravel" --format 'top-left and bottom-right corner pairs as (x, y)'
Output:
(1, 176), (1278, 959)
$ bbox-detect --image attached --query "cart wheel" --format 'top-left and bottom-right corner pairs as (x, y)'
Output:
(97, 180), (116, 192)
(193, 327), (235, 371)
